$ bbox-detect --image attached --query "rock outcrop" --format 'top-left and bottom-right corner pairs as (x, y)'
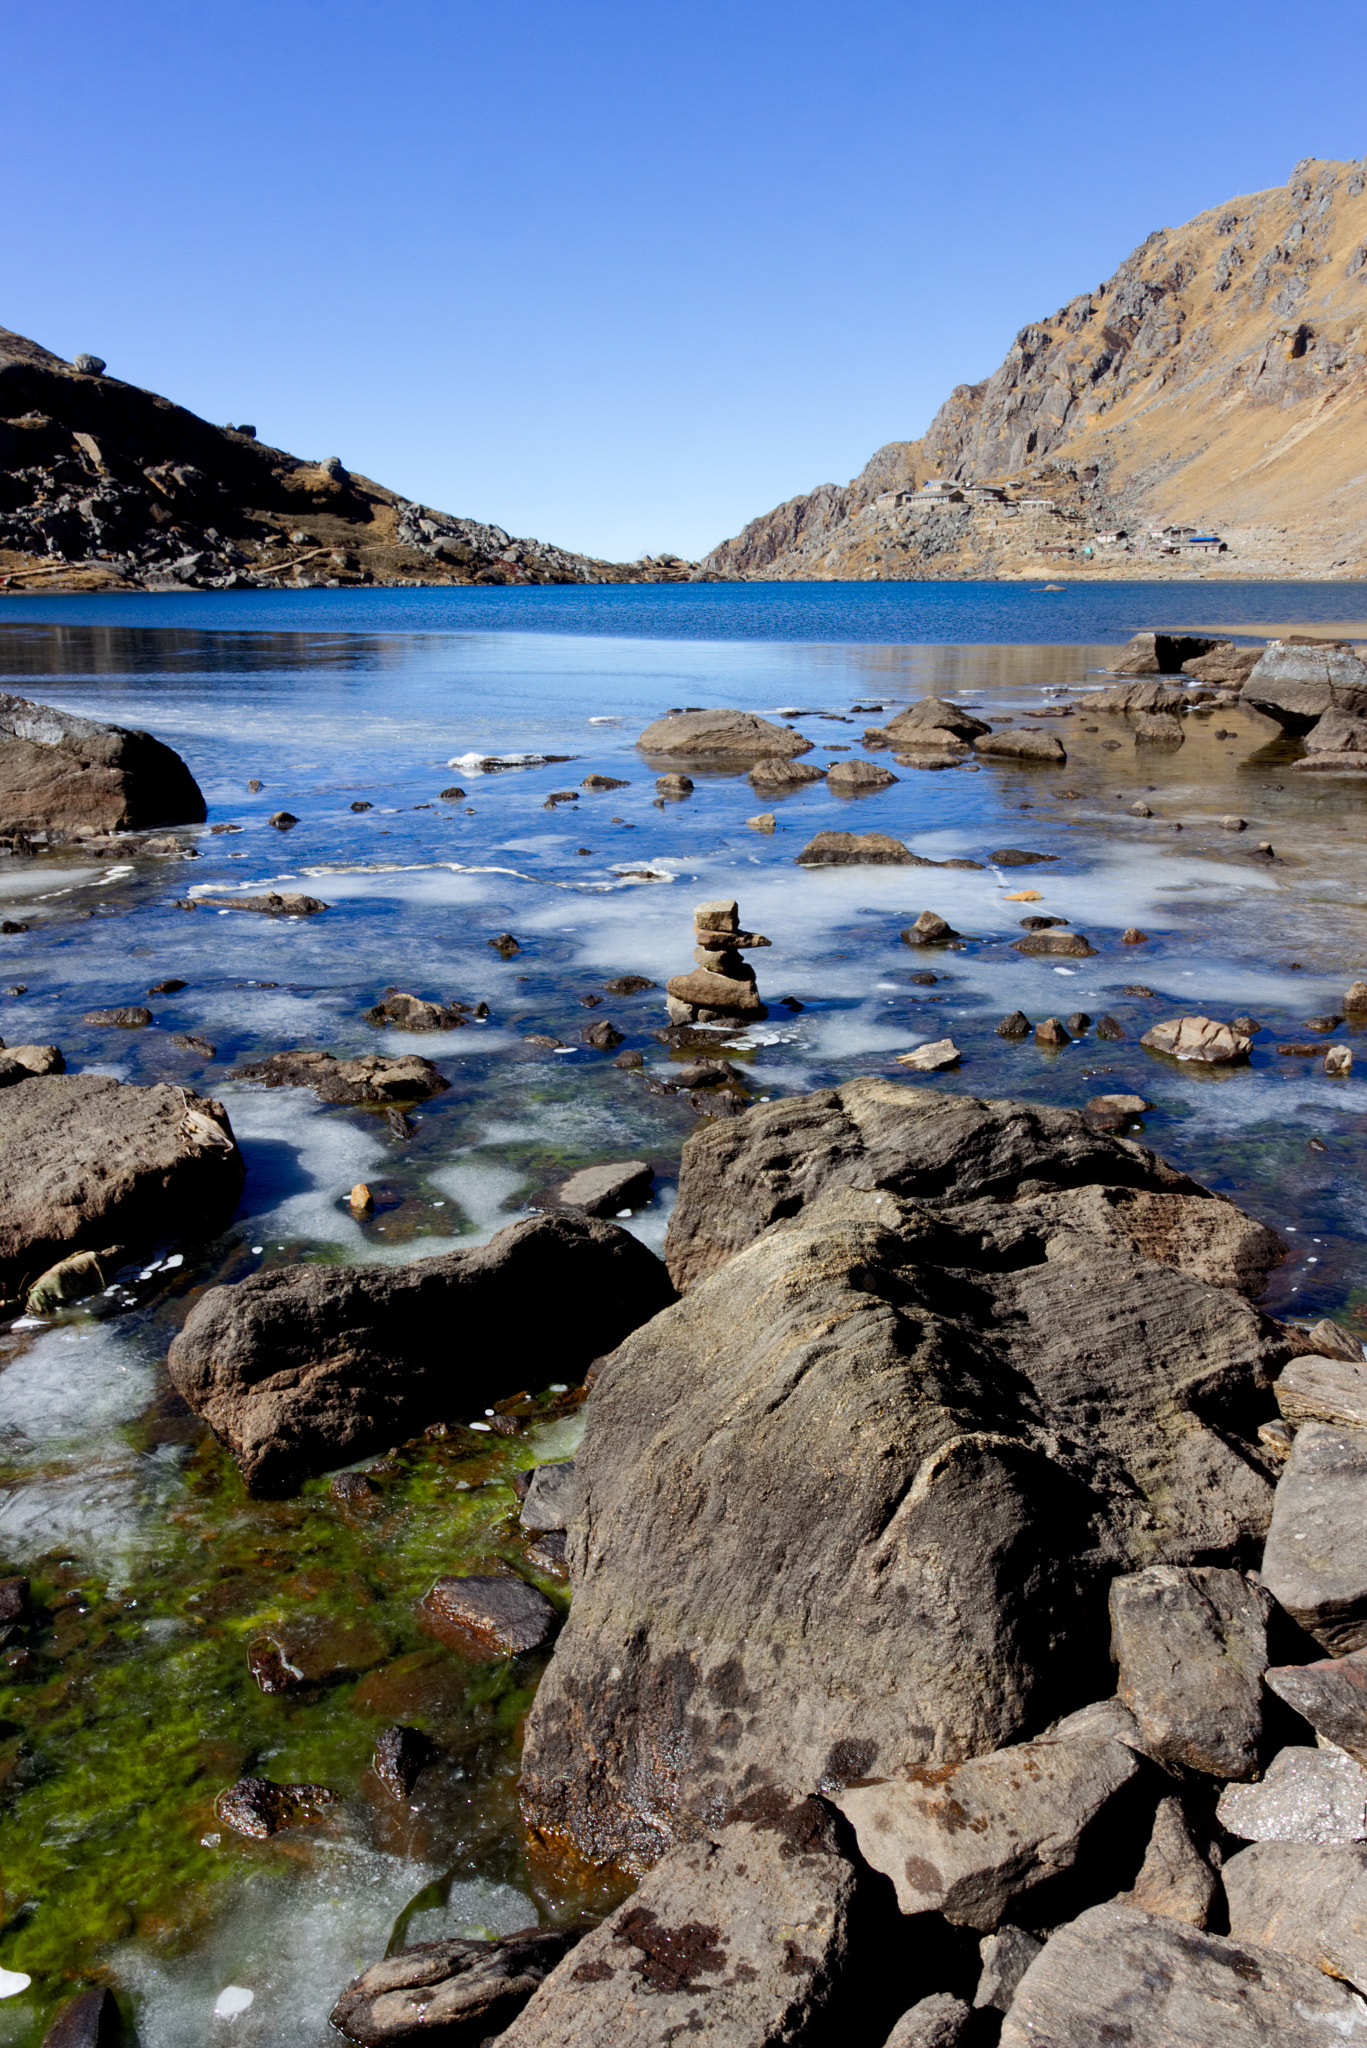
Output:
(0, 1073), (243, 1309)
(167, 1212), (675, 1494)
(1242, 641), (1367, 732)
(518, 1084), (1292, 1872)
(0, 692), (204, 838)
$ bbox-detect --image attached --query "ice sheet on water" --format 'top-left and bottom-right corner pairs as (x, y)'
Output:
(0, 1321), (154, 1446)
(222, 1085), (437, 1263)
(426, 1155), (530, 1245)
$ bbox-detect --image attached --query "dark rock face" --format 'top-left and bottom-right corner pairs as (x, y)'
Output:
(1244, 640), (1367, 732)
(1119, 1795), (1219, 1927)
(661, 1079), (1284, 1295)
(493, 1805), (859, 2048)
(373, 1725), (436, 1800)
(191, 891), (327, 915)
(40, 1988), (122, 2048)
(230, 1048), (450, 1104)
(1109, 1566), (1270, 1779)
(636, 710), (813, 761)
(167, 1213), (675, 1494)
(0, 692), (205, 837)
(998, 1904), (1367, 2046)
(1182, 642), (1262, 686)
(330, 1928), (579, 2046)
(216, 1775), (334, 1839)
(0, 1073), (244, 1309)
(520, 1089), (1293, 1871)
(520, 1462), (578, 1533)
(1107, 632), (1220, 676)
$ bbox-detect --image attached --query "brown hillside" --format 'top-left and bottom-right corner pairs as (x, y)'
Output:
(706, 157), (1367, 582)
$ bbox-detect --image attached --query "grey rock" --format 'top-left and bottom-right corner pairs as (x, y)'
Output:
(1244, 641), (1367, 732)
(827, 758), (898, 793)
(71, 353), (106, 375)
(522, 1122), (1289, 1868)
(795, 830), (917, 864)
(557, 1161), (654, 1216)
(1224, 1838), (1367, 1991)
(167, 1213), (674, 1495)
(520, 1462), (578, 1533)
(747, 757), (826, 791)
(231, 1048), (449, 1104)
(0, 1074), (242, 1311)
(974, 729), (1067, 763)
(1096, 681), (1188, 712)
(975, 1926), (1045, 2009)
(636, 709), (814, 760)
(836, 1737), (1140, 1930)
(882, 1993), (972, 2048)
(330, 1927), (578, 2045)
(1217, 1746), (1367, 1844)
(1141, 1015), (1252, 1063)
(492, 1804), (858, 2048)
(884, 698), (991, 744)
(1265, 1648), (1367, 1764)
(1109, 1565), (1271, 1778)
(1106, 633), (1219, 677)
(1276, 1355), (1367, 1432)
(1261, 1423), (1367, 1653)
(998, 1903), (1367, 2046)
(418, 1574), (556, 1655)
(1117, 1795), (1220, 1928)
(1306, 707), (1367, 753)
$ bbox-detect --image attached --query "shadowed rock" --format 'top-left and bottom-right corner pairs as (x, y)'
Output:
(1107, 632), (1220, 676)
(1117, 1796), (1219, 1927)
(231, 1048), (449, 1104)
(330, 1928), (578, 2046)
(1265, 1647), (1367, 1763)
(1109, 1566), (1270, 1779)
(0, 692), (205, 836)
(883, 1995), (972, 2048)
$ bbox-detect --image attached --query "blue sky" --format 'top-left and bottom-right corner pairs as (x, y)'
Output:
(3, 2), (1364, 561)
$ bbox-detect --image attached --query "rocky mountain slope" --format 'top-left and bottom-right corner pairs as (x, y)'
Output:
(0, 326), (701, 592)
(707, 156), (1367, 581)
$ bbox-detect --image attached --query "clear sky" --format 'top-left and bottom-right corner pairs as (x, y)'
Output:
(3, 2), (1364, 563)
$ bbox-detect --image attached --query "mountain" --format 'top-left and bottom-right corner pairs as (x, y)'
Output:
(0, 328), (701, 592)
(706, 157), (1367, 582)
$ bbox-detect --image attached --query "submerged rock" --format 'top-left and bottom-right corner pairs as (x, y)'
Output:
(330, 1928), (579, 2047)
(636, 709), (813, 760)
(167, 1212), (674, 1494)
(418, 1574), (556, 1656)
(231, 1049), (449, 1104)
(189, 891), (327, 915)
(0, 1075), (243, 1311)
(827, 759), (898, 794)
(0, 692), (205, 837)
(216, 1775), (335, 1839)
(1013, 931), (1094, 957)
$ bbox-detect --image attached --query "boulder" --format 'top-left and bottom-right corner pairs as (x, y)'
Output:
(0, 1044), (63, 1077)
(974, 730), (1067, 763)
(1181, 643), (1263, 687)
(1275, 1354), (1367, 1432)
(1224, 1840), (1367, 1992)
(556, 1161), (654, 1216)
(519, 1092), (1294, 1870)
(1141, 1016), (1252, 1063)
(0, 692), (205, 836)
(0, 1074), (243, 1310)
(902, 911), (957, 946)
(827, 759), (898, 794)
(1106, 632), (1220, 676)
(1091, 680), (1188, 712)
(330, 1928), (578, 2046)
(1108, 1566), (1270, 1779)
(636, 710), (813, 760)
(883, 1994), (972, 2048)
(490, 1803), (860, 2048)
(364, 992), (469, 1031)
(520, 1461), (578, 1533)
(1118, 1795), (1219, 1928)
(1264, 1648), (1367, 1764)
(230, 1049), (450, 1104)
(834, 1737), (1140, 1929)
(1133, 713), (1185, 746)
(1261, 1423), (1367, 1652)
(1304, 706), (1367, 753)
(975, 1927), (1045, 2011)
(998, 1904), (1367, 2046)
(883, 698), (991, 744)
(661, 1080), (1285, 1296)
(747, 758), (825, 792)
(1217, 1747), (1367, 1845)
(664, 969), (764, 1019)
(1012, 931), (1095, 957)
(1243, 641), (1367, 732)
(418, 1575), (556, 1655)
(996, 1012), (1030, 1038)
(795, 831), (917, 864)
(167, 1213), (675, 1495)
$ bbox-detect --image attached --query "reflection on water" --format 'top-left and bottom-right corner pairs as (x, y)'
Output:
(0, 590), (1365, 2042)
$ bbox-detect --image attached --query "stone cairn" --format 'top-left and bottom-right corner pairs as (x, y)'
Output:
(664, 897), (770, 1024)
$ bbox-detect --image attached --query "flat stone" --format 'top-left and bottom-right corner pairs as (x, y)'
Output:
(976, 730), (1068, 763)
(827, 759), (898, 793)
(693, 928), (769, 951)
(891, 728), (970, 752)
(1087, 1094), (1152, 1116)
(894, 1038), (960, 1072)
(330, 1928), (578, 2046)
(975, 1927), (1044, 2011)
(998, 1903), (1367, 2047)
(418, 1574), (556, 1655)
(1141, 1016), (1252, 1063)
(521, 1461), (578, 1533)
(1117, 1795), (1219, 1927)
(1262, 1423), (1367, 1652)
(1224, 1839), (1367, 1990)
(231, 1049), (449, 1104)
(989, 848), (1059, 865)
(491, 1803), (859, 2048)
(249, 1614), (390, 1691)
(835, 1737), (1140, 1930)
(1013, 931), (1095, 957)
(795, 830), (917, 865)
(1217, 1746), (1367, 1844)
(1109, 1565), (1270, 1779)
(1276, 1355), (1367, 1432)
(1265, 1648), (1367, 1763)
(902, 911), (958, 946)
(190, 891), (327, 915)
(665, 970), (764, 1016)
(695, 899), (739, 932)
(637, 710), (815, 760)
(883, 1994), (972, 2047)
(558, 1161), (654, 1216)
(83, 1006), (152, 1027)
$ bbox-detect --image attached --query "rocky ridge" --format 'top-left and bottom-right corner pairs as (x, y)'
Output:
(706, 156), (1367, 581)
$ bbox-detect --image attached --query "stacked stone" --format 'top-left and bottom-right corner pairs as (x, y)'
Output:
(664, 898), (770, 1024)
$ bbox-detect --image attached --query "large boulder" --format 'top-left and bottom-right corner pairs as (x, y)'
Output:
(0, 693), (205, 836)
(519, 1088), (1294, 1872)
(1243, 640), (1367, 732)
(660, 1080), (1284, 1294)
(167, 1213), (675, 1495)
(1106, 632), (1219, 676)
(491, 1802), (861, 2048)
(0, 1073), (243, 1310)
(1108, 1566), (1270, 1779)
(636, 710), (812, 761)
(883, 698), (991, 744)
(1260, 1422), (1367, 1653)
(1304, 706), (1367, 753)
(795, 831), (918, 865)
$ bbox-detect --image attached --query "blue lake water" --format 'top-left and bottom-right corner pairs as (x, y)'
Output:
(0, 581), (1364, 2044)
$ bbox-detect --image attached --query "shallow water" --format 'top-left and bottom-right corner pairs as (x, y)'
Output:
(0, 583), (1365, 2040)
